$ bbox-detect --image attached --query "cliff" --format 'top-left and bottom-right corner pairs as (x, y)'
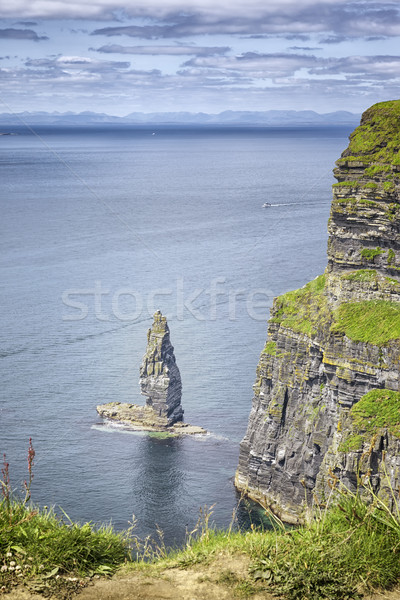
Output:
(235, 100), (400, 522)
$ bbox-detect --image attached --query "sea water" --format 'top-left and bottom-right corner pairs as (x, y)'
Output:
(0, 125), (351, 546)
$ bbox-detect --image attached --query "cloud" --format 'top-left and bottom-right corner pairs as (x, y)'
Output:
(288, 46), (322, 51)
(0, 1), (398, 40)
(82, 2), (400, 40)
(0, 28), (48, 40)
(180, 52), (323, 80)
(15, 21), (38, 26)
(311, 55), (400, 80)
(93, 43), (230, 56)
(25, 55), (130, 71)
(319, 35), (349, 44)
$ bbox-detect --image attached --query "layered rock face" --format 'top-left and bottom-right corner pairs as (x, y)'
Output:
(140, 310), (183, 426)
(235, 100), (400, 522)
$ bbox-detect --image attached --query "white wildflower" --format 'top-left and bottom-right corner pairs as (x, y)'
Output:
(8, 566), (15, 572)
(6, 552), (12, 558)
(15, 566), (21, 571)
(1, 565), (8, 573)
(9, 561), (15, 567)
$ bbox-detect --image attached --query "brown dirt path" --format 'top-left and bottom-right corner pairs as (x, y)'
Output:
(5, 554), (400, 600)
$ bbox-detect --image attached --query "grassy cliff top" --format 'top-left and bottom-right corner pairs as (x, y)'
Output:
(339, 99), (400, 166)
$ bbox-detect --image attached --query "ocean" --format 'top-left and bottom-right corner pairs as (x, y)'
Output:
(0, 124), (352, 546)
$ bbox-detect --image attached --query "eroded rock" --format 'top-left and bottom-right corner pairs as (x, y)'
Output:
(139, 310), (183, 426)
(96, 311), (206, 436)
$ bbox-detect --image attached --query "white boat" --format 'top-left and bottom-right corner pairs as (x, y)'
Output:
(262, 202), (272, 208)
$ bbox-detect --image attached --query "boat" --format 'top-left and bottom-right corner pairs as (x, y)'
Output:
(262, 202), (272, 208)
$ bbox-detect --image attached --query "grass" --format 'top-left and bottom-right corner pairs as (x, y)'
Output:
(349, 389), (400, 439)
(262, 341), (277, 356)
(4, 442), (400, 599)
(0, 442), (132, 596)
(342, 100), (400, 166)
(136, 487), (400, 600)
(361, 246), (385, 260)
(342, 269), (377, 282)
(250, 490), (400, 600)
(331, 300), (400, 344)
(270, 274), (329, 337)
(0, 502), (131, 591)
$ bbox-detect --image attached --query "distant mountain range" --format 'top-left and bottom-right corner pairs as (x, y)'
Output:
(0, 109), (360, 127)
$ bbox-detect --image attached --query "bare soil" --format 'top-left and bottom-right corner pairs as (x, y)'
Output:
(5, 555), (400, 600)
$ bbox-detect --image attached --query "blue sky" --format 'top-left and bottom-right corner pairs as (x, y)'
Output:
(1, 0), (400, 115)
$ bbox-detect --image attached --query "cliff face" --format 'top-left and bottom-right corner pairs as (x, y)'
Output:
(235, 100), (400, 522)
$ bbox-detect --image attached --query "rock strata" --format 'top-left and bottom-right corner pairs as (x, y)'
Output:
(139, 310), (183, 425)
(235, 100), (400, 522)
(97, 311), (206, 435)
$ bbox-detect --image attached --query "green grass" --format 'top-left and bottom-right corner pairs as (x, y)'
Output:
(331, 300), (400, 344)
(332, 180), (359, 188)
(0, 500), (131, 594)
(343, 100), (400, 166)
(365, 164), (391, 177)
(145, 489), (400, 600)
(262, 341), (277, 356)
(361, 246), (385, 260)
(270, 275), (328, 337)
(250, 492), (400, 600)
(342, 269), (377, 282)
(338, 434), (363, 452)
(349, 389), (400, 439)
(384, 181), (396, 193)
(388, 248), (396, 264)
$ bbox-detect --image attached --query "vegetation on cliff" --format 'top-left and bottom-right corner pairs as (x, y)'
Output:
(337, 99), (400, 166)
(236, 99), (400, 529)
(332, 300), (400, 344)
(270, 274), (328, 336)
(339, 389), (400, 452)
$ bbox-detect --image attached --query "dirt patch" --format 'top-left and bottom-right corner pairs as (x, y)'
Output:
(5, 556), (400, 600)
(77, 554), (273, 600)
(4, 554), (272, 600)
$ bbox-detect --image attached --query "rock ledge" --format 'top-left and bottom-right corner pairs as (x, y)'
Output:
(96, 402), (207, 435)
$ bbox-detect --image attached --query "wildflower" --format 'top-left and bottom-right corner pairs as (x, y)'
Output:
(5, 553), (12, 559)
(27, 557), (33, 562)
(28, 438), (35, 475)
(23, 565), (30, 570)
(0, 566), (7, 573)
(8, 567), (15, 572)
(9, 562), (15, 568)
(38, 565), (44, 571)
(15, 566), (21, 572)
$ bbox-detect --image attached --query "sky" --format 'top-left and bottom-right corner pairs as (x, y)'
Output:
(1, 0), (400, 116)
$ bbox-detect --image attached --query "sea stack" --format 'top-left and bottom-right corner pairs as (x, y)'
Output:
(96, 311), (206, 434)
(140, 310), (183, 425)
